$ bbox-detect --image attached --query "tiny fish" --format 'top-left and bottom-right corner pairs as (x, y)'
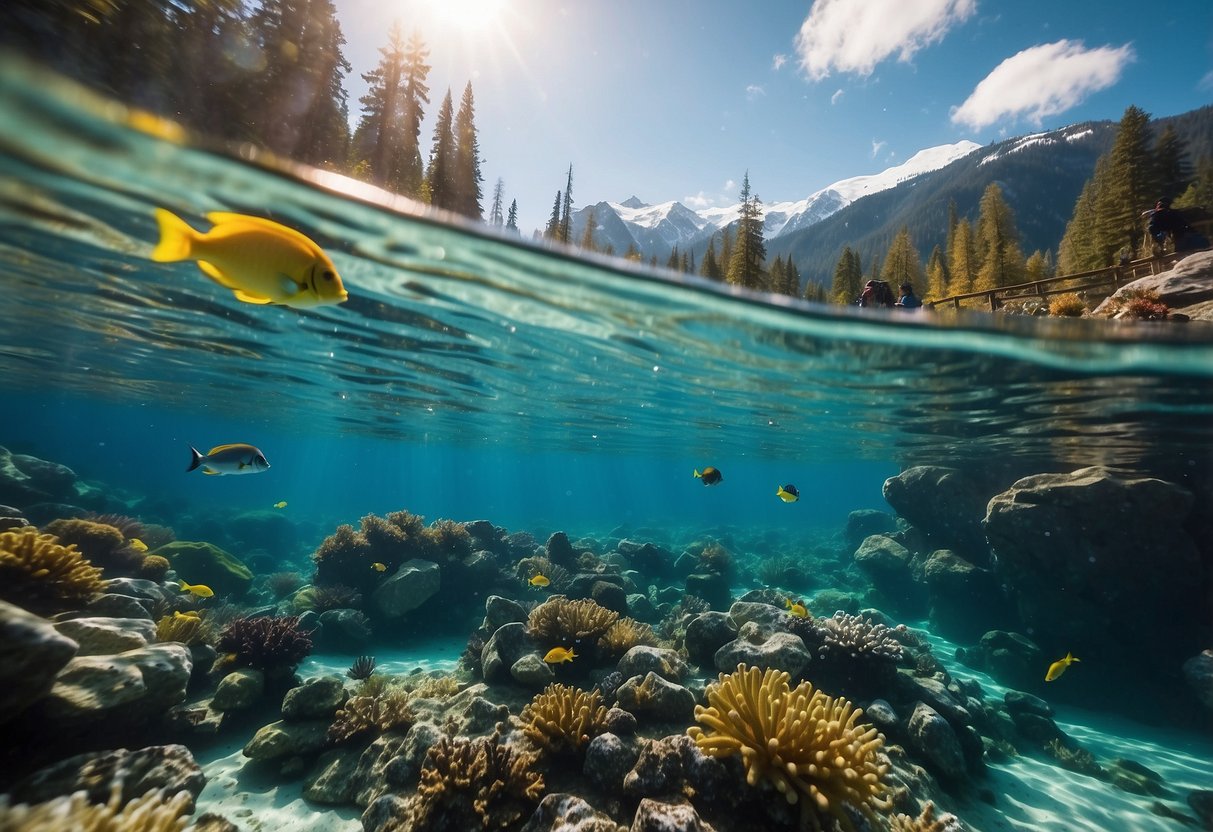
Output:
(528, 574), (550, 587)
(784, 598), (809, 619)
(188, 444), (270, 476)
(371, 562), (387, 572)
(1045, 652), (1079, 681)
(543, 646), (577, 664)
(173, 610), (201, 620)
(179, 580), (214, 598)
(693, 467), (723, 486)
(128, 538), (149, 552)
(151, 209), (347, 308)
(776, 484), (800, 503)
(274, 501), (288, 509)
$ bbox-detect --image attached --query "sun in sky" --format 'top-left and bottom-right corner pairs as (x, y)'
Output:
(418, 0), (508, 32)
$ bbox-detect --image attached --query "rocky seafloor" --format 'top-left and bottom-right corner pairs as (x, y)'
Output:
(1, 445), (1211, 831)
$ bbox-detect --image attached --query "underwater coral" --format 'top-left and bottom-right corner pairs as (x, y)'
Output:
(408, 734), (544, 832)
(216, 615), (312, 676)
(0, 527), (105, 614)
(519, 683), (609, 757)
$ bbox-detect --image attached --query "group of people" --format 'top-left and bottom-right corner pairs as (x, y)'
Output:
(856, 279), (921, 309)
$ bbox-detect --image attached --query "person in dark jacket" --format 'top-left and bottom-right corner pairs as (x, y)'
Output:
(895, 282), (922, 308)
(1147, 197), (1209, 253)
(857, 279), (895, 308)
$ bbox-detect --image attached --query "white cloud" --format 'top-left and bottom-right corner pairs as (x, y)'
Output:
(772, 53), (788, 71)
(1200, 69), (1213, 92)
(830, 88), (844, 105)
(795, 0), (975, 81)
(746, 84), (766, 100)
(684, 192), (716, 209)
(951, 40), (1134, 130)
(723, 179), (738, 193)
(871, 139), (887, 158)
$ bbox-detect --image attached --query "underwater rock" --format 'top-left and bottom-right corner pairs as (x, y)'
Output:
(844, 509), (898, 548)
(895, 674), (972, 726)
(154, 541), (253, 597)
(618, 539), (677, 579)
(922, 549), (1010, 641)
(809, 588), (861, 615)
(1009, 710), (1066, 745)
(52, 617), (154, 656)
(464, 549), (501, 585)
(211, 668), (265, 711)
(46, 643), (192, 718)
(546, 531), (576, 565)
(975, 630), (1043, 689)
(482, 621), (534, 683)
(1182, 650), (1213, 711)
(713, 628), (810, 677)
(684, 572), (730, 610)
(623, 736), (732, 803)
(618, 646), (688, 683)
(1186, 789), (1213, 828)
(616, 672), (695, 721)
(10, 744), (205, 810)
(511, 653), (557, 687)
(380, 722), (442, 790)
(463, 695), (509, 734)
(630, 799), (716, 832)
(1108, 758), (1169, 797)
(520, 793), (623, 832)
(282, 674), (347, 720)
(853, 534), (925, 616)
(0, 599), (79, 722)
(243, 719), (330, 761)
(604, 707), (637, 735)
(362, 793), (411, 832)
(372, 558), (440, 617)
(985, 468), (1200, 650)
(303, 747), (360, 804)
(883, 466), (991, 562)
(484, 595), (526, 631)
(584, 732), (643, 793)
(625, 594), (658, 623)
(77, 593), (154, 620)
(591, 580), (628, 615)
(352, 732), (410, 806)
(907, 702), (967, 780)
(1004, 690), (1053, 718)
(317, 608), (372, 648)
(725, 600), (784, 632)
(684, 612), (736, 667)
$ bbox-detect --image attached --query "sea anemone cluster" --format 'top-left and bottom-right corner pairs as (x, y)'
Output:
(409, 734), (544, 832)
(0, 527), (105, 614)
(518, 683), (609, 757)
(216, 615), (313, 676)
(526, 597), (619, 646)
(688, 664), (891, 832)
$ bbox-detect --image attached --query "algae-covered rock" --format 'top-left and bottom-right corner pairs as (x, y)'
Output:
(520, 793), (624, 832)
(211, 668), (265, 711)
(615, 673), (695, 721)
(713, 627), (810, 677)
(0, 599), (79, 721)
(243, 719), (330, 760)
(630, 799), (715, 832)
(52, 617), (155, 656)
(510, 653), (556, 687)
(45, 643), (193, 718)
(372, 558), (440, 617)
(282, 675), (347, 720)
(10, 744), (205, 810)
(154, 540), (253, 596)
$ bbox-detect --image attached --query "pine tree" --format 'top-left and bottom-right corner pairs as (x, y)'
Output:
(489, 178), (506, 226)
(1057, 171), (1102, 273)
(545, 191), (562, 240)
(1154, 124), (1192, 201)
(666, 246), (681, 270)
(425, 89), (456, 210)
(1093, 105), (1156, 262)
(452, 82), (483, 219)
(352, 23), (408, 189)
(830, 246), (862, 304)
(558, 165), (574, 243)
(925, 244), (948, 301)
(700, 239), (722, 280)
(579, 207), (597, 250)
(505, 199), (519, 232)
(881, 227), (924, 293)
(973, 183), (1025, 291)
(802, 279), (827, 303)
(725, 172), (767, 290)
(1176, 157), (1213, 208)
(624, 243), (642, 261)
(680, 251), (691, 272)
(719, 227), (733, 278)
(947, 219), (977, 295)
(769, 256), (786, 295)
(1024, 250), (1054, 281)
(785, 259), (802, 296)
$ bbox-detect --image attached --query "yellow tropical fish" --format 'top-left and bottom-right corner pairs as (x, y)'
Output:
(776, 484), (800, 503)
(128, 538), (148, 552)
(173, 610), (201, 620)
(528, 574), (550, 587)
(543, 646), (577, 664)
(274, 501), (288, 509)
(784, 598), (809, 619)
(178, 580), (214, 598)
(1045, 652), (1079, 681)
(151, 208), (348, 308)
(371, 562), (387, 572)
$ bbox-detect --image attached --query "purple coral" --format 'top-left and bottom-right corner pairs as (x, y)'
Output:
(217, 615), (313, 675)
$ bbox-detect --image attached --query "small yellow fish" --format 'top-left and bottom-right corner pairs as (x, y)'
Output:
(1045, 652), (1079, 681)
(274, 501), (288, 509)
(784, 598), (809, 619)
(371, 562), (387, 572)
(128, 538), (149, 552)
(173, 610), (201, 620)
(188, 444), (270, 476)
(543, 646), (577, 664)
(776, 484), (800, 503)
(151, 208), (348, 308)
(179, 580), (215, 598)
(528, 574), (550, 587)
(693, 466), (723, 486)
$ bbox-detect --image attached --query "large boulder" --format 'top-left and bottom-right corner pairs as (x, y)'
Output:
(52, 617), (156, 656)
(844, 509), (897, 549)
(10, 745), (204, 809)
(1093, 249), (1213, 320)
(243, 720), (330, 761)
(852, 535), (924, 615)
(616, 673), (696, 722)
(684, 612), (736, 668)
(714, 625), (810, 677)
(521, 793), (622, 832)
(45, 643), (193, 719)
(906, 702), (966, 780)
(1182, 650), (1213, 711)
(984, 468), (1202, 649)
(154, 541), (253, 596)
(372, 558), (440, 617)
(883, 466), (992, 563)
(481, 622), (534, 683)
(921, 550), (1011, 642)
(0, 600), (79, 722)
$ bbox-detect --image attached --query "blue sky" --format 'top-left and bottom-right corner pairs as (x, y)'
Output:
(333, 0), (1213, 234)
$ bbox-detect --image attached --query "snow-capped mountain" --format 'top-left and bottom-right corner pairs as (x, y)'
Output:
(568, 140), (982, 260)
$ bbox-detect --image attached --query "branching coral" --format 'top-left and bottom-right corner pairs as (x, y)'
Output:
(687, 664), (891, 832)
(43, 518), (144, 575)
(313, 510), (429, 589)
(0, 528), (105, 614)
(82, 512), (146, 541)
(519, 683), (609, 756)
(598, 618), (659, 655)
(889, 802), (966, 832)
(216, 615), (312, 676)
(0, 784), (193, 832)
(527, 597), (619, 645)
(327, 691), (415, 744)
(697, 541), (733, 577)
(514, 556), (571, 591)
(793, 612), (905, 663)
(155, 613), (212, 646)
(423, 519), (472, 560)
(266, 571), (305, 599)
(410, 734), (544, 832)
(411, 675), (461, 700)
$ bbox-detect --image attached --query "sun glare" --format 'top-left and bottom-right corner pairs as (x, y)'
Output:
(428, 0), (507, 31)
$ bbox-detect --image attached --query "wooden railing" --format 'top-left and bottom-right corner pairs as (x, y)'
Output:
(928, 253), (1187, 311)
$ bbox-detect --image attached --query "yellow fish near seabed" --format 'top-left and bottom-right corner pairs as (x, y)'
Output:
(128, 538), (148, 552)
(784, 598), (809, 619)
(371, 562), (387, 572)
(528, 574), (550, 587)
(543, 646), (577, 664)
(1045, 652), (1080, 681)
(274, 501), (288, 509)
(151, 208), (348, 308)
(173, 610), (201, 620)
(179, 580), (214, 598)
